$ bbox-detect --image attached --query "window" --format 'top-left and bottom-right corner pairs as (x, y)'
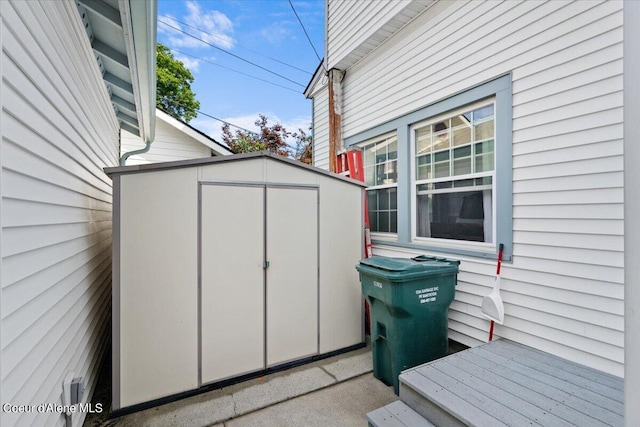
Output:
(362, 134), (398, 233)
(342, 74), (512, 259)
(413, 101), (495, 244)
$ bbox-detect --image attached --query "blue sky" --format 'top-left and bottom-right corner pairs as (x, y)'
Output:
(157, 0), (325, 142)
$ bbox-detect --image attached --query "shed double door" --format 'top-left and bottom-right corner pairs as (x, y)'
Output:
(200, 183), (318, 385)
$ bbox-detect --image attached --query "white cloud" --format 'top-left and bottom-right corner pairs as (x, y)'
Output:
(165, 1), (235, 50)
(259, 22), (294, 45)
(173, 54), (201, 73)
(280, 116), (313, 138)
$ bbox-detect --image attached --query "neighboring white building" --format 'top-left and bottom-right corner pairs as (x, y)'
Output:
(0, 1), (155, 426)
(304, 60), (330, 170)
(121, 109), (233, 165)
(309, 0), (633, 387)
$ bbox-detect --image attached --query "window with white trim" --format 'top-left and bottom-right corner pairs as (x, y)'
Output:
(412, 100), (495, 244)
(362, 134), (398, 234)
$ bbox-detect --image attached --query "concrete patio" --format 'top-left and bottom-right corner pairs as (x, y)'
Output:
(83, 343), (399, 427)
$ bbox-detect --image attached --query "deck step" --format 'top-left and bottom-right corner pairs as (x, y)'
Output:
(399, 372), (468, 427)
(367, 400), (435, 427)
(397, 339), (624, 427)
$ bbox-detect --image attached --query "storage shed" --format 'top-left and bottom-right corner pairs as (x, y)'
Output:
(105, 152), (366, 412)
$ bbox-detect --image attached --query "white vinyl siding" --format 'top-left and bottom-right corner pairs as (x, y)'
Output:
(1, 1), (118, 426)
(311, 82), (329, 170)
(121, 120), (213, 165)
(330, 0), (624, 376)
(326, 0), (433, 69)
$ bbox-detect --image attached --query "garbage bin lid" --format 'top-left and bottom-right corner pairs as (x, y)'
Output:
(359, 255), (459, 273)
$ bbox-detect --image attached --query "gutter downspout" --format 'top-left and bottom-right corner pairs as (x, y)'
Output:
(118, 0), (156, 166)
(119, 139), (151, 166)
(328, 68), (344, 173)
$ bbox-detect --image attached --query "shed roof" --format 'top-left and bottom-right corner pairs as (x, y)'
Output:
(104, 151), (367, 187)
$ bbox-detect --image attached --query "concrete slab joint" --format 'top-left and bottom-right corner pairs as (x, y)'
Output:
(105, 348), (378, 427)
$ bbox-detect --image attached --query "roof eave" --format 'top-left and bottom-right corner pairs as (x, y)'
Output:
(120, 0), (157, 143)
(304, 59), (326, 98)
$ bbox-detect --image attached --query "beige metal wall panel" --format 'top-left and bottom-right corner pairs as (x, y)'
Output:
(318, 179), (364, 353)
(200, 184), (265, 384)
(200, 158), (266, 182)
(265, 159), (319, 185)
(266, 187), (319, 366)
(119, 168), (198, 408)
(112, 154), (365, 408)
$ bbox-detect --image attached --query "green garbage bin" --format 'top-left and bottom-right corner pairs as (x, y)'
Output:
(356, 255), (459, 394)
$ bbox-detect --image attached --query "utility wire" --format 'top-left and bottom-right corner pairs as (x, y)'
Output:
(195, 109), (259, 136)
(159, 20), (306, 88)
(160, 14), (312, 76)
(288, 0), (322, 64)
(169, 48), (301, 94)
(161, 98), (259, 136)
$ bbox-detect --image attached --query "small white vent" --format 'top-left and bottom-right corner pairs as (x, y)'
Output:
(76, 4), (94, 44)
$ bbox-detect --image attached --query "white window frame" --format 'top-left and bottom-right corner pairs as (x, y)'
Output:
(410, 98), (497, 250)
(359, 132), (398, 239)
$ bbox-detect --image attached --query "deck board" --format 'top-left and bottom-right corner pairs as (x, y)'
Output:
(402, 339), (623, 427)
(367, 406), (410, 427)
(402, 370), (506, 427)
(474, 347), (623, 422)
(367, 401), (437, 427)
(386, 401), (436, 426)
(469, 347), (622, 425)
(487, 340), (624, 397)
(436, 356), (573, 426)
(453, 350), (602, 427)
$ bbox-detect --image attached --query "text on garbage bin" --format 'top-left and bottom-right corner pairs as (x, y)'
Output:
(416, 286), (438, 304)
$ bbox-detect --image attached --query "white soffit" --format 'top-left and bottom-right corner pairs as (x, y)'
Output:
(334, 0), (436, 71)
(76, 0), (156, 142)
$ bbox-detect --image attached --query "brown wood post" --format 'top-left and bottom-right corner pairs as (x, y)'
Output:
(327, 68), (344, 173)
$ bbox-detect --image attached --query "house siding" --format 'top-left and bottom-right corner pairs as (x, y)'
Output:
(326, 0), (433, 70)
(624, 2), (640, 423)
(311, 80), (330, 170)
(121, 118), (213, 165)
(324, 0), (624, 376)
(1, 1), (118, 426)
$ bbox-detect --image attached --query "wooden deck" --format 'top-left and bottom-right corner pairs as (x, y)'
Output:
(398, 339), (624, 427)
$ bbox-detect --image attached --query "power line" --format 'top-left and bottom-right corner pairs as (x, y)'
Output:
(160, 14), (312, 76)
(159, 20), (306, 88)
(169, 48), (301, 94)
(288, 0), (322, 64)
(195, 109), (259, 136)
(160, 97), (259, 136)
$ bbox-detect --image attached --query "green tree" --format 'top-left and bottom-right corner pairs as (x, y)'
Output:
(156, 43), (200, 122)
